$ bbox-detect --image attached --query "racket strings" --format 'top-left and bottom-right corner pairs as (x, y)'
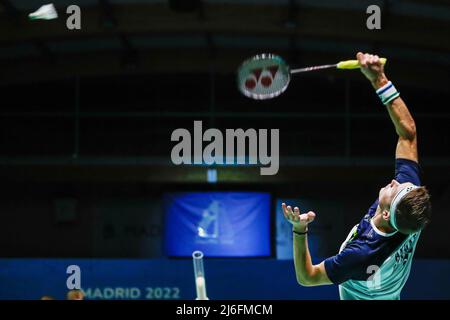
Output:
(238, 55), (291, 100)
(238, 54), (339, 100)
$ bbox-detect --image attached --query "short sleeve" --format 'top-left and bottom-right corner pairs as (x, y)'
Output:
(324, 242), (372, 285)
(366, 159), (421, 213)
(395, 158), (421, 185)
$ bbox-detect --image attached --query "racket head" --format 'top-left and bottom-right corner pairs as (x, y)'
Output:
(237, 53), (290, 100)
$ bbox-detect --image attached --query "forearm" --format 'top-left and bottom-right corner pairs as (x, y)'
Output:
(292, 227), (320, 286)
(386, 97), (417, 141)
(371, 75), (416, 140)
(282, 204), (332, 287)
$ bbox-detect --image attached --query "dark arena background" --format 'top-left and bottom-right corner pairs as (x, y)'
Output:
(0, 0), (449, 301)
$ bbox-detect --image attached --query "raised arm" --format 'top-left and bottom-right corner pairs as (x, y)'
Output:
(282, 203), (332, 286)
(357, 52), (418, 163)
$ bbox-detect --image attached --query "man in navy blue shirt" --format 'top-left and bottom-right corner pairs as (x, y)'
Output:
(282, 52), (432, 299)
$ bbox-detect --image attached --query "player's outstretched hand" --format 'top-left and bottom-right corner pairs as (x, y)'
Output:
(282, 203), (316, 233)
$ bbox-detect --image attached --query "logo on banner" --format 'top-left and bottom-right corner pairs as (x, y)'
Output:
(198, 201), (220, 239)
(196, 201), (234, 244)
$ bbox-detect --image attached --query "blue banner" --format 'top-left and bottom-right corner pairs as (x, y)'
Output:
(0, 259), (449, 300)
(164, 192), (271, 257)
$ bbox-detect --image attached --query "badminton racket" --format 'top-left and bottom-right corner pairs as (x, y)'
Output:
(237, 53), (386, 100)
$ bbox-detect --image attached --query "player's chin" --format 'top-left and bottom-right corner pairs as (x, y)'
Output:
(378, 190), (388, 205)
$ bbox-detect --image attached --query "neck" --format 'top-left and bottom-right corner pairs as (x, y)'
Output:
(373, 206), (397, 234)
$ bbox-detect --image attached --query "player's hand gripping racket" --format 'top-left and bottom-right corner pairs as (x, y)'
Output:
(237, 53), (387, 100)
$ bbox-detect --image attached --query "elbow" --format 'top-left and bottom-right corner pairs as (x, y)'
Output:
(408, 122), (417, 140)
(400, 120), (417, 141)
(296, 276), (315, 287)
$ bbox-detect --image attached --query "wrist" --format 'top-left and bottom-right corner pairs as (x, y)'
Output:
(371, 74), (389, 90)
(376, 80), (400, 105)
(293, 225), (308, 234)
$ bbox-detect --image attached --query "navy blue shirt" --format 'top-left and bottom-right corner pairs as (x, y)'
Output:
(324, 159), (421, 285)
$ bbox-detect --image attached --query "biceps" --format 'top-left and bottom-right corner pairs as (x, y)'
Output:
(396, 136), (418, 162)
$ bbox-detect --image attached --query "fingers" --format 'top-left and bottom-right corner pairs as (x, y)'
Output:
(282, 203), (300, 222)
(356, 52), (364, 65)
(281, 203), (288, 217)
(306, 211), (316, 223)
(282, 203), (288, 216)
(368, 54), (379, 65)
(281, 204), (318, 229)
(282, 203), (313, 221)
(298, 212), (313, 222)
(357, 52), (381, 67)
(356, 52), (366, 67)
(287, 205), (297, 222)
(282, 203), (293, 215)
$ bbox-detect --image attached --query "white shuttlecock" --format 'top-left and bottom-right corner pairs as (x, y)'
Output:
(28, 3), (58, 20)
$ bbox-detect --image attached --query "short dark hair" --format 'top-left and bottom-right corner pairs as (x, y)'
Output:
(395, 186), (431, 233)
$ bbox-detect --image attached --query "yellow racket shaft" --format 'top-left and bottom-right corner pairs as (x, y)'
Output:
(337, 58), (387, 69)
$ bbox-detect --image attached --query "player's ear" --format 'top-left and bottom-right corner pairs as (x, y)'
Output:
(382, 209), (390, 222)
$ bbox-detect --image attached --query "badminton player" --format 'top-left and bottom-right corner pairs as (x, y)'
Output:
(282, 52), (432, 300)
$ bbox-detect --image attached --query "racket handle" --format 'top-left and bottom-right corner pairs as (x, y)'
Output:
(337, 58), (387, 69)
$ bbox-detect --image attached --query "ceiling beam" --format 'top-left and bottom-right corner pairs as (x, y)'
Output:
(1, 157), (449, 183)
(0, 48), (447, 91)
(0, 4), (448, 52)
